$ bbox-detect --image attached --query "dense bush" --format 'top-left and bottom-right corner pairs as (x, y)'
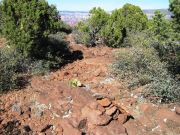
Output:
(149, 11), (180, 78)
(73, 21), (92, 46)
(0, 0), (73, 92)
(0, 31), (71, 92)
(123, 10), (180, 78)
(112, 47), (180, 103)
(59, 21), (72, 34)
(102, 4), (148, 47)
(0, 0), (61, 56)
(31, 32), (70, 69)
(169, 0), (180, 32)
(101, 9), (125, 47)
(0, 47), (30, 92)
(74, 7), (109, 46)
(112, 14), (180, 102)
(73, 30), (92, 46)
(0, 47), (54, 92)
(88, 7), (110, 45)
(75, 4), (148, 47)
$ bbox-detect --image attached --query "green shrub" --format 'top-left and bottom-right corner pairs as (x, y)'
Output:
(73, 31), (92, 46)
(169, 0), (180, 32)
(75, 4), (148, 47)
(59, 21), (72, 34)
(0, 31), (71, 92)
(74, 8), (109, 46)
(112, 47), (180, 103)
(154, 40), (180, 77)
(102, 4), (148, 48)
(69, 79), (82, 88)
(30, 60), (50, 75)
(124, 28), (180, 79)
(32, 32), (70, 69)
(0, 47), (30, 92)
(0, 47), (52, 92)
(0, 0), (61, 56)
(148, 11), (180, 77)
(74, 21), (92, 46)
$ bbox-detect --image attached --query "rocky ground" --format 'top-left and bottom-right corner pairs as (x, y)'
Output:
(0, 34), (180, 135)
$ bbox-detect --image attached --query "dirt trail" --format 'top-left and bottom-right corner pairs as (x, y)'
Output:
(0, 34), (180, 135)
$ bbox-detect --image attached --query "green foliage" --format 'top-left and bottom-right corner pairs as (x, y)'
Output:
(0, 31), (71, 92)
(0, 0), (61, 56)
(0, 47), (30, 92)
(32, 32), (70, 69)
(74, 21), (92, 45)
(74, 7), (109, 46)
(150, 11), (174, 40)
(122, 30), (156, 48)
(73, 30), (91, 45)
(112, 47), (180, 103)
(169, 0), (180, 32)
(88, 7), (110, 44)
(59, 21), (72, 34)
(103, 4), (148, 48)
(113, 27), (180, 103)
(102, 9), (125, 47)
(149, 11), (180, 77)
(75, 4), (148, 47)
(122, 4), (148, 32)
(69, 79), (82, 88)
(76, 21), (89, 33)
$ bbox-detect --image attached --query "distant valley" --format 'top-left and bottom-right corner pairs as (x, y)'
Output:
(60, 9), (171, 26)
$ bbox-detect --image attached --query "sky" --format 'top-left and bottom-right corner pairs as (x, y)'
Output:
(48, 0), (170, 11)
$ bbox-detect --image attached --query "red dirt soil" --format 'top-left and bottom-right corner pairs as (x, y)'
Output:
(0, 35), (179, 135)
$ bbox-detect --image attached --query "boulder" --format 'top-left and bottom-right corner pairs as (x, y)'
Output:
(118, 114), (128, 124)
(97, 98), (112, 107)
(81, 106), (112, 126)
(105, 106), (118, 116)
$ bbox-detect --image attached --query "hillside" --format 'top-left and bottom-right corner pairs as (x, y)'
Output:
(0, 34), (179, 135)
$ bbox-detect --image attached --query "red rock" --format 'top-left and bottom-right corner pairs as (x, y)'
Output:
(81, 106), (112, 126)
(118, 114), (128, 124)
(97, 98), (112, 107)
(97, 104), (106, 113)
(89, 121), (127, 135)
(64, 72), (69, 76)
(97, 114), (112, 126)
(113, 109), (120, 120)
(139, 103), (151, 113)
(155, 108), (180, 123)
(88, 101), (105, 113)
(89, 127), (110, 135)
(82, 106), (102, 117)
(105, 106), (117, 116)
(137, 115), (154, 128)
(60, 120), (81, 135)
(55, 124), (63, 133)
(107, 121), (127, 135)
(124, 119), (147, 135)
(89, 101), (99, 109)
(94, 69), (102, 77)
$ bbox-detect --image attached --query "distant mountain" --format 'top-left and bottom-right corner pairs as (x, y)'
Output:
(60, 9), (171, 26)
(60, 11), (89, 26)
(143, 9), (171, 15)
(143, 9), (171, 19)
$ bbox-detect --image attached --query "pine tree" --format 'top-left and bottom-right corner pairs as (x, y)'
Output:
(0, 0), (61, 56)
